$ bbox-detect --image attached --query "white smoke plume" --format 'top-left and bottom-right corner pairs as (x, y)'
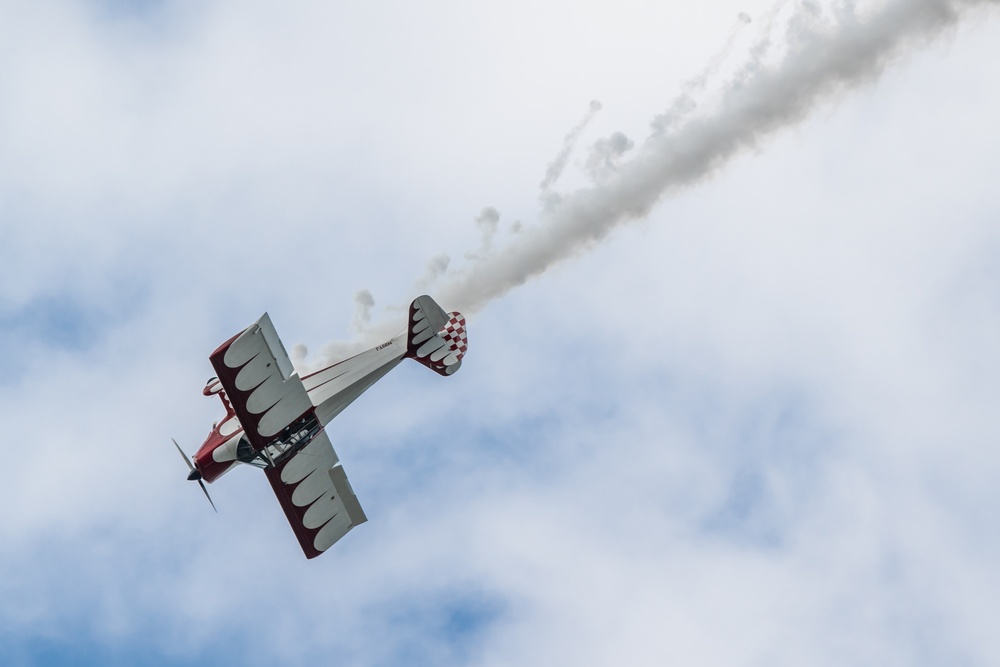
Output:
(465, 206), (501, 260)
(539, 100), (604, 198)
(315, 0), (997, 364)
(415, 254), (451, 290)
(434, 0), (997, 315)
(351, 289), (376, 334)
(476, 206), (500, 232)
(650, 8), (759, 136)
(584, 131), (636, 182)
(291, 343), (309, 364)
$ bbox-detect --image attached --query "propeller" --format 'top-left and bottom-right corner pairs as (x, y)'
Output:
(172, 438), (217, 513)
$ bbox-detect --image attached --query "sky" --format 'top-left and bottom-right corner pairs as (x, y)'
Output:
(2, 0), (1000, 665)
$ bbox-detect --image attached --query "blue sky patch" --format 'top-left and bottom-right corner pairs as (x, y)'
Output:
(1, 294), (100, 351)
(372, 589), (505, 667)
(0, 283), (146, 383)
(2, 632), (229, 667)
(697, 389), (835, 548)
(91, 0), (166, 19)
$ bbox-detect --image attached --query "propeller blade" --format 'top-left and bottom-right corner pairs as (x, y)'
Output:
(172, 438), (217, 512)
(198, 479), (218, 513)
(172, 438), (195, 472)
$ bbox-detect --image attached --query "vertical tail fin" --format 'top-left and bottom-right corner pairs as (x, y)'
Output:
(406, 295), (467, 376)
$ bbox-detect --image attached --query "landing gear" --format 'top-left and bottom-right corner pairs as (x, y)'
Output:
(242, 413), (324, 470)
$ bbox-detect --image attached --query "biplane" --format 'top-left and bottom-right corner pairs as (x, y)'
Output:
(174, 295), (468, 558)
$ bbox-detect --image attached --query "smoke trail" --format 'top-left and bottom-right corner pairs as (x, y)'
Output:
(651, 8), (759, 136)
(313, 289), (383, 365)
(351, 289), (376, 334)
(465, 207), (501, 260)
(584, 131), (636, 182)
(414, 254), (451, 290)
(311, 0), (996, 366)
(539, 100), (603, 197)
(435, 0), (996, 315)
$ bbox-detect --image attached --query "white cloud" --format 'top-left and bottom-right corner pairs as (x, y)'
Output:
(2, 0), (1000, 665)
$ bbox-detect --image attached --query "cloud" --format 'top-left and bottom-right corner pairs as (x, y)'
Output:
(2, 1), (1000, 666)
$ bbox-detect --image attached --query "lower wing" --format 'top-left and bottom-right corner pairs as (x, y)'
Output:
(262, 417), (368, 559)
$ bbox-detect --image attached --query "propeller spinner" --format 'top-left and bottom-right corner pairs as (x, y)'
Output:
(172, 438), (218, 513)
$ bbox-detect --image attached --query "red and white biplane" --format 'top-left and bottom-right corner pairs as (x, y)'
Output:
(174, 295), (468, 559)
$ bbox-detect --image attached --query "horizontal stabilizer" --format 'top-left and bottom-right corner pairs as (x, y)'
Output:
(406, 295), (468, 376)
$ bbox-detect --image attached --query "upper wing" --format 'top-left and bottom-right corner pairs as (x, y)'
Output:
(263, 429), (368, 559)
(209, 313), (313, 451)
